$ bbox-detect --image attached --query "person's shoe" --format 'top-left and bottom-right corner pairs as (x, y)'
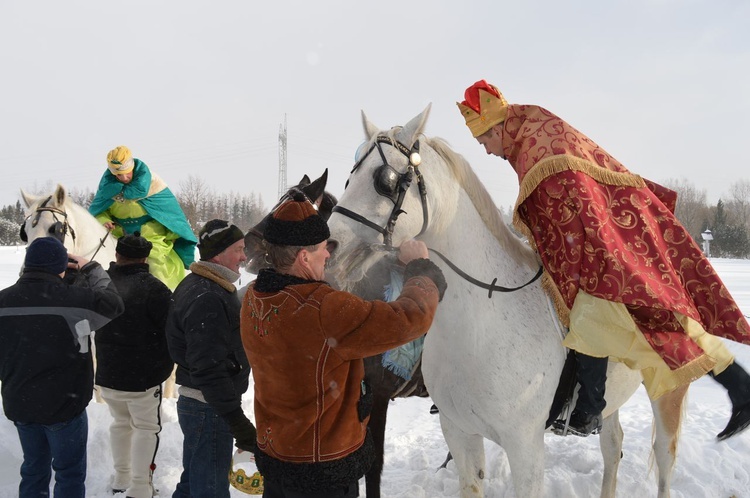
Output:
(711, 362), (750, 441)
(429, 404), (439, 414)
(552, 409), (602, 437)
(717, 400), (750, 441)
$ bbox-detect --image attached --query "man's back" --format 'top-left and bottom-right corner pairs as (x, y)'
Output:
(0, 267), (124, 424)
(95, 262), (173, 391)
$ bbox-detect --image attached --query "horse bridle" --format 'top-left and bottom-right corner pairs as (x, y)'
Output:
(332, 135), (428, 248)
(333, 135), (543, 298)
(20, 196), (75, 245)
(20, 196), (111, 261)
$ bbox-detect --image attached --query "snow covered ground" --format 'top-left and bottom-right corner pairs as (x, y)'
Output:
(1, 245), (749, 497)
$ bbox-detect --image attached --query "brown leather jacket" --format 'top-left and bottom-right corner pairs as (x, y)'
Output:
(241, 258), (445, 489)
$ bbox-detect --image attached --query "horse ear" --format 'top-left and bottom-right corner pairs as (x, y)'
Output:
(298, 175), (311, 187)
(398, 103), (432, 144)
(54, 184), (67, 206)
(361, 110), (379, 140)
(303, 169), (328, 206)
(20, 189), (37, 208)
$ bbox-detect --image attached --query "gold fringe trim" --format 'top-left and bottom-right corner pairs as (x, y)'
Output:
(669, 354), (717, 388)
(510, 155), (647, 325)
(542, 272), (570, 327)
(512, 155), (646, 235)
(189, 262), (237, 293)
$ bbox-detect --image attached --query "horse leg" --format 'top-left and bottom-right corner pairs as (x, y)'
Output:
(439, 414), (485, 498)
(364, 389), (391, 498)
(502, 428), (546, 498)
(651, 383), (688, 498)
(599, 409), (624, 498)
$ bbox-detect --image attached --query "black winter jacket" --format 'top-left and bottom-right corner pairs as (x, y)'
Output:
(166, 264), (249, 418)
(0, 264), (124, 424)
(95, 262), (174, 391)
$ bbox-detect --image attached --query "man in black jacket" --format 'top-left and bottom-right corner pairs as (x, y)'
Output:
(166, 219), (255, 498)
(0, 237), (124, 498)
(95, 232), (173, 497)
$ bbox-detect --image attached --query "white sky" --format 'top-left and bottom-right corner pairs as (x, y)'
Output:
(1, 0), (749, 212)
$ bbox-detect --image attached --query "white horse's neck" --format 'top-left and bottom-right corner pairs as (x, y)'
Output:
(65, 202), (117, 264)
(423, 138), (537, 273)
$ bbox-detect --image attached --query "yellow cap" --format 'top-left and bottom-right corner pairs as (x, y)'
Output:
(107, 145), (135, 175)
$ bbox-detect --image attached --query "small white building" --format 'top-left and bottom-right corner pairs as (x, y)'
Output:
(702, 229), (714, 257)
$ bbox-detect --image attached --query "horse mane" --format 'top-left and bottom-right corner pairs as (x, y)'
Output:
(426, 136), (538, 269)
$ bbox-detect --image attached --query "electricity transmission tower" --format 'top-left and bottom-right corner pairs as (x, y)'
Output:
(278, 115), (287, 199)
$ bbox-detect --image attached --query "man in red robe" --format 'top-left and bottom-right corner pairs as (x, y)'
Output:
(457, 80), (750, 440)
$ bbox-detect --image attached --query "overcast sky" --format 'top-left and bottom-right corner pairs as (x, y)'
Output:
(1, 0), (748, 213)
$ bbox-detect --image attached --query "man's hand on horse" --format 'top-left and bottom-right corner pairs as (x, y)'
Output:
(398, 240), (429, 264)
(67, 254), (89, 271)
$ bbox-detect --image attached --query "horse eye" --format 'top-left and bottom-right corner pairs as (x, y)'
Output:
(373, 165), (399, 199)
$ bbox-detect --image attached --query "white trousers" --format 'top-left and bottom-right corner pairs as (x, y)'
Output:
(99, 385), (163, 498)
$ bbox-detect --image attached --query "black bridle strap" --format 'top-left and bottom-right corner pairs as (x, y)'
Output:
(331, 205), (388, 238)
(334, 135), (428, 247)
(427, 247), (544, 298)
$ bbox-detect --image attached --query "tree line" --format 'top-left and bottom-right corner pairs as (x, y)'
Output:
(1, 176), (749, 259)
(0, 175), (267, 246)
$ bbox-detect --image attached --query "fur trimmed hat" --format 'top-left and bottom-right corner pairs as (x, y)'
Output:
(263, 192), (330, 246)
(24, 237), (68, 275)
(116, 231), (153, 259)
(198, 219), (245, 260)
(107, 145), (135, 175)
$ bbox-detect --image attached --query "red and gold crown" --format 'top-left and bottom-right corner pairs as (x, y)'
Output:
(456, 80), (508, 137)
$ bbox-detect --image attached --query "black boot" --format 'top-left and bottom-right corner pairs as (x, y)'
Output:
(553, 353), (608, 437)
(710, 362), (750, 441)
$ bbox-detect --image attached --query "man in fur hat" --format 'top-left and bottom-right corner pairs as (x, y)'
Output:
(457, 79), (750, 439)
(241, 192), (447, 497)
(166, 219), (255, 498)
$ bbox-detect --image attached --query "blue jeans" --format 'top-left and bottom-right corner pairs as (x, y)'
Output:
(173, 396), (233, 498)
(14, 410), (88, 498)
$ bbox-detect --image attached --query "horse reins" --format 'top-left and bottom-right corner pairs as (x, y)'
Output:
(333, 135), (543, 298)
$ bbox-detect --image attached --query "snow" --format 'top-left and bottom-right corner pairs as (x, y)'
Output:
(1, 245), (750, 497)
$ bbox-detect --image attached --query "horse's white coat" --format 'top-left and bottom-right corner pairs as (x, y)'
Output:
(327, 108), (683, 498)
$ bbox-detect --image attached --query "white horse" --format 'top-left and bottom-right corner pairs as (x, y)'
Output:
(20, 184), (178, 399)
(326, 106), (688, 498)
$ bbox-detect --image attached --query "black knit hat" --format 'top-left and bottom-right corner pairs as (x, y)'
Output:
(116, 231), (153, 259)
(263, 192), (330, 246)
(198, 219), (245, 260)
(24, 237), (68, 275)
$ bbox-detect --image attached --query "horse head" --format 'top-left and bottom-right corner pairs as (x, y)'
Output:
(327, 104), (469, 287)
(20, 184), (116, 265)
(244, 169), (337, 274)
(20, 185), (76, 251)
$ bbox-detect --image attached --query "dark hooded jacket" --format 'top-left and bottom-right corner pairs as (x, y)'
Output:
(95, 262), (174, 391)
(0, 263), (124, 424)
(166, 263), (250, 417)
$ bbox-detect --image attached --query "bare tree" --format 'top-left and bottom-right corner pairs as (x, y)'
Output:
(725, 179), (750, 231)
(176, 175), (212, 230)
(662, 177), (709, 242)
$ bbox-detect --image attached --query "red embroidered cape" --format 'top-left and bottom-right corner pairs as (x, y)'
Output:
(502, 104), (750, 371)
